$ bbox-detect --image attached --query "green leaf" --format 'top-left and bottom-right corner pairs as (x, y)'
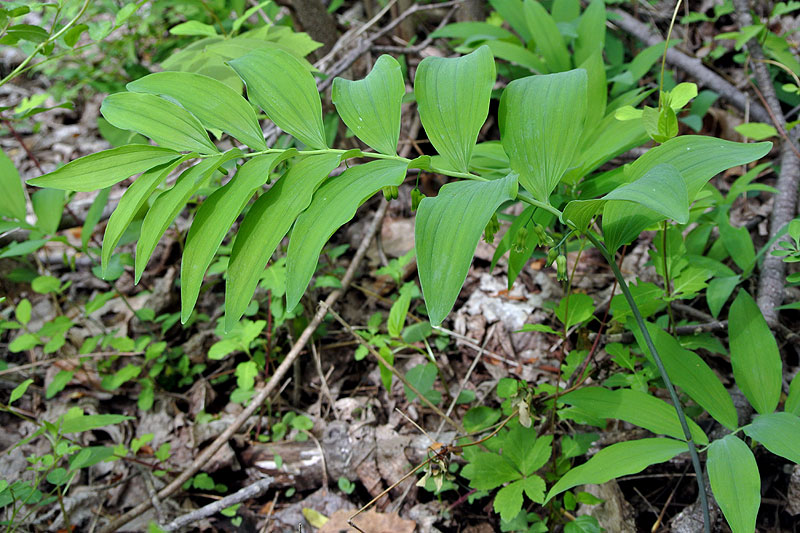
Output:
(555, 293), (595, 329)
(135, 149), (242, 282)
(236, 361), (259, 390)
(332, 55), (404, 155)
(32, 188), (64, 234)
(575, 0), (606, 65)
(101, 364), (142, 391)
(181, 154), (284, 322)
(285, 159), (407, 310)
(388, 292), (412, 338)
(127, 72), (267, 151)
(415, 45), (495, 172)
(0, 149), (27, 221)
(523, 0), (571, 72)
(500, 69), (587, 202)
(462, 451), (523, 490)
(403, 363), (439, 404)
(562, 164), (688, 231)
(10, 378), (33, 404)
(632, 321), (738, 429)
(225, 153), (340, 331)
(718, 213), (755, 273)
(15, 298), (31, 325)
(484, 40), (547, 73)
(463, 406), (501, 434)
(29, 145), (181, 192)
(707, 435), (760, 533)
(101, 93), (219, 154)
(82, 187), (110, 251)
(624, 136), (771, 201)
(545, 438), (688, 503)
(229, 48), (327, 149)
(559, 387), (709, 445)
(743, 412), (800, 464)
(490, 0), (531, 42)
(786, 373), (800, 416)
(416, 172), (518, 326)
(60, 413), (133, 434)
(101, 156), (193, 272)
(503, 426), (552, 475)
(728, 290), (781, 414)
(706, 275), (740, 318)
(169, 20), (218, 37)
(735, 122), (778, 141)
(494, 477), (546, 523)
(9, 333), (39, 352)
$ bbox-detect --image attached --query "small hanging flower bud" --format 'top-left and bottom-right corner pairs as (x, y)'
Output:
(513, 226), (528, 253)
(533, 224), (548, 242)
(556, 254), (568, 281)
(411, 187), (425, 211)
(483, 213), (499, 244)
(382, 185), (399, 201)
(546, 247), (559, 267)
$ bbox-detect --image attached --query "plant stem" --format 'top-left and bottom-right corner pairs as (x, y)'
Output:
(584, 232), (711, 533)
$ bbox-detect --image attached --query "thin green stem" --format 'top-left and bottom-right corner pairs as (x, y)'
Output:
(0, 0), (91, 88)
(659, 0), (684, 109)
(661, 221), (676, 334)
(584, 232), (711, 533)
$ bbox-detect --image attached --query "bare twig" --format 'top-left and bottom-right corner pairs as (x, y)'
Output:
(98, 199), (392, 533)
(162, 476), (274, 531)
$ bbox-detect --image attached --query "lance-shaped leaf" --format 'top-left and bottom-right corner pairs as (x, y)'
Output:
(743, 412), (800, 464)
(559, 386), (708, 444)
(523, 0), (571, 72)
(127, 72), (267, 151)
(0, 149), (27, 221)
(545, 438), (688, 503)
(101, 156), (193, 272)
(332, 55), (404, 156)
(134, 149), (242, 281)
(181, 154), (286, 322)
(229, 48), (327, 149)
(575, 0), (606, 66)
(729, 290), (781, 414)
(415, 45), (495, 172)
(416, 173), (518, 326)
(500, 69), (587, 202)
(562, 164), (687, 230)
(225, 153), (341, 331)
(632, 321), (738, 430)
(285, 159), (409, 310)
(625, 136), (771, 201)
(708, 435), (760, 533)
(28, 145), (181, 191)
(101, 93), (219, 154)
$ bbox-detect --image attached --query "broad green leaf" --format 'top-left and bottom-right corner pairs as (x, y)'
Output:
(169, 20), (218, 37)
(181, 154), (285, 322)
(559, 387), (708, 444)
(229, 48), (327, 149)
(416, 172), (518, 326)
(15, 298), (31, 325)
(485, 40), (547, 73)
(225, 153), (341, 331)
(624, 136), (771, 200)
(578, 50), (607, 137)
(101, 93), (219, 154)
(430, 22), (518, 41)
(494, 477), (546, 522)
(135, 149), (242, 281)
(415, 45), (495, 172)
(285, 159), (408, 310)
(60, 413), (134, 434)
(562, 164), (687, 230)
(10, 379), (33, 404)
(127, 72), (267, 151)
(718, 212), (755, 273)
(706, 275), (740, 318)
(31, 188), (64, 234)
(503, 427), (552, 476)
(735, 122), (778, 141)
(728, 290), (781, 414)
(545, 438), (688, 503)
(500, 69), (587, 202)
(743, 412), (800, 464)
(601, 201), (662, 254)
(28, 145), (181, 191)
(575, 0), (606, 65)
(523, 0), (571, 72)
(632, 321), (738, 429)
(332, 55), (404, 155)
(490, 0), (531, 42)
(462, 451), (523, 490)
(787, 373), (800, 416)
(707, 435), (760, 533)
(555, 293), (595, 329)
(101, 156), (193, 272)
(0, 149), (27, 221)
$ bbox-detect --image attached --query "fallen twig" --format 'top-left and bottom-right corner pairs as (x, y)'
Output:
(161, 476), (274, 531)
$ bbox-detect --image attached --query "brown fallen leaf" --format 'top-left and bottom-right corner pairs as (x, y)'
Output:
(320, 509), (415, 533)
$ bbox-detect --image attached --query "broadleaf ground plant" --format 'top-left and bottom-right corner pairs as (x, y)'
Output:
(7, 0), (800, 531)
